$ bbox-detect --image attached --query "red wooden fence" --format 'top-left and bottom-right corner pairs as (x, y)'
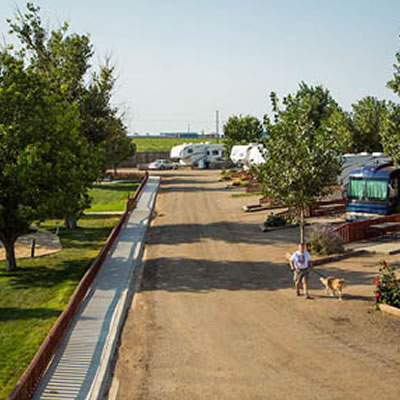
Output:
(334, 213), (400, 244)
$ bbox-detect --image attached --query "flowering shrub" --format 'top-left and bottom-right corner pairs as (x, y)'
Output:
(308, 223), (344, 255)
(374, 261), (400, 308)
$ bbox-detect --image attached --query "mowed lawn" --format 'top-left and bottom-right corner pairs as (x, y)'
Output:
(131, 137), (218, 152)
(86, 182), (139, 212)
(0, 215), (120, 399)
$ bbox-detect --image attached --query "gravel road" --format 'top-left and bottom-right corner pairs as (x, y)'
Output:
(112, 169), (400, 400)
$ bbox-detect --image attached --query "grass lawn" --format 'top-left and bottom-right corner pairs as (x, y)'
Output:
(86, 182), (139, 212)
(131, 137), (218, 152)
(0, 215), (119, 399)
(231, 192), (262, 198)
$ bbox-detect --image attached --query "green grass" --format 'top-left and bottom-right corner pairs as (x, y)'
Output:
(86, 182), (139, 212)
(231, 192), (262, 198)
(131, 137), (218, 152)
(0, 215), (119, 399)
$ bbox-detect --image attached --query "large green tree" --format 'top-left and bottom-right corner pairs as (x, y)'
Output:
(0, 51), (82, 271)
(258, 83), (345, 243)
(8, 3), (133, 227)
(382, 40), (400, 165)
(222, 114), (263, 157)
(349, 96), (388, 153)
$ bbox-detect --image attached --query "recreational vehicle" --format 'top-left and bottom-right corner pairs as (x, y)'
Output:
(346, 162), (400, 218)
(230, 143), (266, 170)
(170, 142), (225, 168)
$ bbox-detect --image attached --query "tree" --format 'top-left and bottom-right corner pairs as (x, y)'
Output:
(0, 51), (81, 271)
(8, 3), (131, 227)
(222, 115), (263, 157)
(258, 83), (345, 244)
(349, 96), (388, 153)
(105, 122), (136, 174)
(381, 40), (400, 165)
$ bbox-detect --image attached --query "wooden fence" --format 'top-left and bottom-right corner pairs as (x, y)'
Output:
(334, 213), (400, 244)
(7, 172), (149, 400)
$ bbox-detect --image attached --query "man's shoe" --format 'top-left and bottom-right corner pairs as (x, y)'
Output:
(305, 294), (312, 299)
(296, 291), (300, 297)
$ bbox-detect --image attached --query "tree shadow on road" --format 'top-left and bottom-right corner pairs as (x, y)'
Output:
(140, 257), (376, 294)
(147, 221), (300, 246)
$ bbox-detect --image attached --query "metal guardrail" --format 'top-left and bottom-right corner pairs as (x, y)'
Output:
(7, 172), (149, 400)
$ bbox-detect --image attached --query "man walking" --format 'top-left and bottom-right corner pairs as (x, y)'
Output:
(289, 243), (313, 299)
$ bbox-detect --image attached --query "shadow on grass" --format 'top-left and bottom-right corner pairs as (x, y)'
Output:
(92, 183), (138, 192)
(0, 307), (61, 321)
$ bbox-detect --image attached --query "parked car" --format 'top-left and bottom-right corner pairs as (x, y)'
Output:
(147, 159), (176, 170)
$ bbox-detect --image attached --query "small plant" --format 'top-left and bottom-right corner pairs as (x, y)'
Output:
(374, 261), (400, 309)
(264, 213), (286, 227)
(308, 223), (344, 255)
(220, 168), (232, 181)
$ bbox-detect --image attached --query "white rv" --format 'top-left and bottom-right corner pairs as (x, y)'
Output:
(170, 142), (225, 168)
(230, 143), (266, 170)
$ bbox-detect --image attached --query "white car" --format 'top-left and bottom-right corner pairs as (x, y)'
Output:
(147, 159), (176, 170)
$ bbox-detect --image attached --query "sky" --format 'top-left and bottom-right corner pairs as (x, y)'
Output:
(1, 0), (400, 135)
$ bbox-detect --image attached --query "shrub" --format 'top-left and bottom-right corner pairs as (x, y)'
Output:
(374, 261), (400, 308)
(264, 213), (286, 227)
(308, 223), (344, 255)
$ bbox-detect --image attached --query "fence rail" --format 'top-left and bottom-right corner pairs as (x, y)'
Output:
(7, 172), (149, 400)
(334, 213), (400, 244)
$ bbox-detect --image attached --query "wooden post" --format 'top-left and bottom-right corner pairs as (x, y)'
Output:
(31, 238), (36, 258)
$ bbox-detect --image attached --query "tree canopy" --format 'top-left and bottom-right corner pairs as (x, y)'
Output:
(258, 83), (345, 243)
(348, 96), (388, 153)
(0, 50), (83, 270)
(222, 114), (263, 157)
(7, 3), (135, 228)
(0, 3), (134, 270)
(381, 39), (400, 165)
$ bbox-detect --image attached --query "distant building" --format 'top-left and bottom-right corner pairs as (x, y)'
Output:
(160, 132), (199, 139)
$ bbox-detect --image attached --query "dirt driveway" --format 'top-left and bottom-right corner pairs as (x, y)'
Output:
(112, 169), (400, 400)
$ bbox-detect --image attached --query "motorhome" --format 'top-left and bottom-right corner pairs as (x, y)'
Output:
(346, 163), (400, 218)
(340, 153), (390, 185)
(170, 142), (225, 168)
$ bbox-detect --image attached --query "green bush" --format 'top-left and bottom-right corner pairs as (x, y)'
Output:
(264, 213), (286, 227)
(375, 261), (400, 308)
(308, 224), (344, 255)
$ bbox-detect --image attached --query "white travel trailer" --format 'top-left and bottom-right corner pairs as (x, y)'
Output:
(230, 143), (266, 170)
(170, 142), (225, 168)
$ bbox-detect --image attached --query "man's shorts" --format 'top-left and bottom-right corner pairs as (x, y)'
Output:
(293, 268), (310, 283)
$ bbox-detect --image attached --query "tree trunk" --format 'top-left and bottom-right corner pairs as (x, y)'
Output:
(299, 207), (305, 245)
(65, 216), (77, 229)
(113, 164), (118, 175)
(4, 239), (17, 272)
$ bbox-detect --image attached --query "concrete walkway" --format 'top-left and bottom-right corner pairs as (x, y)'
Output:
(33, 176), (160, 400)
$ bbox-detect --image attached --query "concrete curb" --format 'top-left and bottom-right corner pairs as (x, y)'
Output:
(87, 178), (160, 400)
(379, 303), (400, 318)
(313, 250), (369, 266)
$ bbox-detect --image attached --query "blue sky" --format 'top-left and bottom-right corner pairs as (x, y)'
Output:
(1, 0), (400, 134)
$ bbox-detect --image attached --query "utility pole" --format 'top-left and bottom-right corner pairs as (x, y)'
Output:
(216, 110), (219, 143)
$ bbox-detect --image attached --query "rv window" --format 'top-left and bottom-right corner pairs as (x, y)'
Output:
(187, 148), (193, 154)
(212, 150), (219, 155)
(348, 179), (365, 200)
(366, 179), (387, 201)
(207, 151), (210, 155)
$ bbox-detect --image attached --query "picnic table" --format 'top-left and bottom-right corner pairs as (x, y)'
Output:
(368, 222), (400, 239)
